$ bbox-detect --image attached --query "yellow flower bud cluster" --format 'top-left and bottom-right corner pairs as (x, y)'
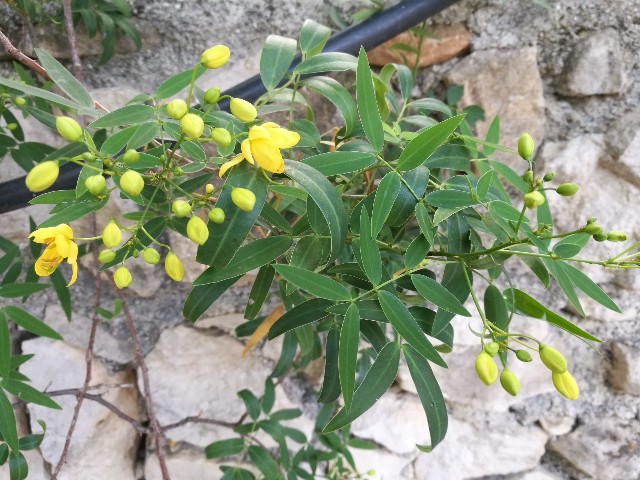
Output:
(474, 341), (521, 397)
(539, 345), (579, 400)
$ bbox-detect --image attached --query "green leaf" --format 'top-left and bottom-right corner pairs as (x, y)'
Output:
(301, 151), (375, 176)
(284, 161), (347, 264)
(543, 258), (585, 316)
(268, 298), (334, 339)
(0, 283), (50, 299)
(0, 77), (79, 109)
(323, 342), (400, 432)
(245, 265), (275, 321)
(302, 76), (356, 135)
(299, 19), (331, 55)
(371, 171), (401, 237)
(483, 115), (500, 156)
(410, 98), (453, 117)
(260, 35), (297, 91)
(248, 445), (280, 479)
(553, 243), (582, 258)
(99, 126), (138, 156)
(8, 451), (27, 480)
(238, 389), (261, 420)
(3, 306), (62, 340)
(205, 438), (245, 459)
(183, 277), (240, 322)
(505, 288), (601, 342)
(476, 171), (494, 201)
(415, 203), (436, 247)
(2, 380), (60, 409)
(425, 190), (479, 209)
(197, 163), (268, 266)
(0, 389), (18, 451)
(37, 198), (107, 228)
(411, 275), (471, 317)
(358, 208), (381, 285)
(155, 65), (205, 99)
(260, 202), (292, 234)
(559, 263), (621, 313)
(339, 304), (360, 411)
(397, 115), (465, 171)
(271, 331), (297, 378)
(273, 265), (351, 301)
(0, 316), (10, 382)
(378, 291), (446, 367)
(318, 324), (341, 403)
(356, 47), (384, 153)
(487, 160), (529, 194)
(89, 105), (156, 128)
(386, 166), (429, 227)
(510, 245), (550, 287)
(403, 344), (448, 451)
(295, 53), (357, 74)
(35, 49), (93, 107)
(194, 237), (292, 285)
(405, 235), (430, 269)
(484, 284), (509, 335)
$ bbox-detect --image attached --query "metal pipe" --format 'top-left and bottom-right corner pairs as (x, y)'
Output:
(0, 0), (459, 214)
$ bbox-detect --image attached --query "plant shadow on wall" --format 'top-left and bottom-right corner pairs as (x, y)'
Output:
(0, 15), (639, 480)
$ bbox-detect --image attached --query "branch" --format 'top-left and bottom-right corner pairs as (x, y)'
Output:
(0, 29), (49, 80)
(60, 0), (84, 82)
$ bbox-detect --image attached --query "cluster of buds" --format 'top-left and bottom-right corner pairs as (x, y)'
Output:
(583, 218), (627, 243)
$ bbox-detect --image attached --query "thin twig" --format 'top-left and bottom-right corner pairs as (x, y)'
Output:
(115, 286), (171, 480)
(0, 29), (49, 79)
(162, 415), (236, 432)
(60, 0), (84, 82)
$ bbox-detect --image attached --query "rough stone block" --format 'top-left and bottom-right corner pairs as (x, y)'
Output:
(608, 342), (640, 396)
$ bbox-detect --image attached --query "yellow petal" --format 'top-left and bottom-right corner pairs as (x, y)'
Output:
(67, 262), (78, 286)
(55, 234), (70, 257)
(67, 241), (79, 264)
(55, 224), (74, 239)
(267, 127), (300, 149)
(219, 154), (245, 178)
(247, 125), (270, 141)
(241, 139), (255, 165)
(242, 305), (284, 357)
(252, 138), (284, 173)
(29, 227), (59, 243)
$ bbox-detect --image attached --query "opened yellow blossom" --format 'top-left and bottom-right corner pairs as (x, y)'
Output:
(219, 123), (300, 177)
(29, 224), (79, 286)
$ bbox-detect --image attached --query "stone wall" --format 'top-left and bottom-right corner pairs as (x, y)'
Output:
(1, 0), (639, 479)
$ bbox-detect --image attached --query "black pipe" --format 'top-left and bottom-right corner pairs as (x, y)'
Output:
(0, 0), (459, 214)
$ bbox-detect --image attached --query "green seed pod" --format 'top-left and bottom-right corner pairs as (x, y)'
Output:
(475, 351), (498, 386)
(231, 187), (257, 212)
(484, 341), (500, 357)
(180, 113), (204, 140)
(229, 98), (257, 123)
(593, 233), (608, 242)
(166, 99), (188, 120)
(204, 87), (221, 104)
(25, 161), (59, 193)
(515, 350), (532, 362)
(85, 175), (106, 195)
(552, 371), (579, 400)
(102, 221), (122, 249)
(143, 248), (160, 265)
(186, 216), (209, 246)
(55, 116), (83, 142)
(524, 190), (545, 209)
(98, 249), (116, 263)
(200, 45), (230, 69)
(210, 127), (232, 147)
(584, 223), (603, 236)
(120, 170), (145, 197)
(500, 369), (521, 396)
(607, 231), (627, 242)
(518, 133), (534, 161)
(171, 200), (192, 218)
(122, 149), (140, 164)
(556, 183), (579, 196)
(208, 207), (225, 224)
(539, 345), (567, 374)
(114, 266), (133, 289)
(522, 171), (534, 183)
(543, 172), (555, 182)
(82, 152), (96, 162)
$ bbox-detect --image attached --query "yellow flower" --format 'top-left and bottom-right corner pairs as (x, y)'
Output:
(29, 224), (79, 286)
(219, 123), (300, 177)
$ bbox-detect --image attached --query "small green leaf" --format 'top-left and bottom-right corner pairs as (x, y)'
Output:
(36, 49), (93, 107)
(299, 19), (332, 55)
(411, 275), (471, 317)
(302, 151), (376, 176)
(0, 389), (18, 451)
(560, 263), (621, 313)
(248, 445), (280, 479)
(268, 298), (334, 339)
(483, 115), (500, 156)
(295, 53), (357, 74)
(358, 208), (381, 285)
(405, 235), (430, 269)
(553, 243), (582, 258)
(318, 324), (341, 403)
(205, 438), (245, 459)
(238, 390), (261, 420)
(0, 283), (50, 299)
(371, 171), (401, 237)
(155, 65), (205, 99)
(244, 265), (275, 321)
(425, 190), (479, 209)
(339, 304), (360, 411)
(0, 77), (79, 109)
(301, 77), (356, 135)
(8, 451), (28, 480)
(415, 203), (436, 247)
(0, 316), (10, 382)
(484, 284), (509, 335)
(2, 380), (60, 409)
(183, 277), (240, 322)
(356, 47), (384, 153)
(273, 265), (351, 301)
(260, 35), (297, 91)
(89, 105), (156, 128)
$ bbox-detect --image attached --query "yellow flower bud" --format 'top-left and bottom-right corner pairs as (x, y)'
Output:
(475, 351), (498, 386)
(205, 183), (214, 194)
(13, 97), (26, 107)
(6, 123), (17, 131)
(120, 170), (145, 197)
(164, 252), (184, 282)
(556, 183), (579, 196)
(143, 248), (160, 264)
(231, 188), (256, 212)
(186, 216), (209, 246)
(82, 152), (96, 162)
(200, 45), (230, 69)
(230, 98), (257, 123)
(122, 149), (140, 164)
(484, 341), (500, 357)
(166, 99), (188, 120)
(210, 127), (232, 147)
(584, 223), (603, 236)
(85, 175), (106, 195)
(500, 369), (520, 396)
(102, 221), (122, 248)
(607, 231), (627, 242)
(539, 345), (567, 374)
(171, 200), (192, 218)
(25, 161), (59, 193)
(524, 190), (545, 209)
(593, 233), (608, 242)
(518, 133), (534, 161)
(114, 266), (133, 289)
(204, 87), (221, 104)
(515, 350), (532, 362)
(208, 207), (225, 224)
(552, 371), (579, 400)
(55, 116), (83, 142)
(522, 171), (534, 183)
(543, 172), (555, 182)
(180, 113), (204, 140)
(98, 249), (116, 263)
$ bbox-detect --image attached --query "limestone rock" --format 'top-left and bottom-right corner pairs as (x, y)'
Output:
(539, 416), (576, 436)
(349, 446), (415, 480)
(518, 469), (562, 480)
(608, 342), (640, 396)
(557, 29), (625, 97)
(145, 450), (229, 480)
(167, 230), (205, 284)
(548, 417), (640, 480)
(444, 47), (545, 167)
(21, 338), (139, 480)
(603, 110), (640, 187)
(369, 24), (470, 68)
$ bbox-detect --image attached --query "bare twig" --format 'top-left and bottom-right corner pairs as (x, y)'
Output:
(162, 415), (236, 432)
(0, 29), (49, 79)
(115, 286), (171, 480)
(60, 0), (84, 82)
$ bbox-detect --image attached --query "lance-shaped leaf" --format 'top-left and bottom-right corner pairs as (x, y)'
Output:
(273, 265), (351, 301)
(318, 324), (341, 403)
(183, 277), (240, 322)
(295, 52), (357, 74)
(339, 303), (360, 411)
(371, 171), (401, 237)
(268, 298), (335, 339)
(89, 105), (156, 128)
(299, 19), (332, 55)
(356, 47), (384, 152)
(36, 48), (93, 108)
(411, 275), (471, 317)
(302, 151), (376, 176)
(358, 208), (381, 285)
(302, 76), (356, 135)
(260, 35), (297, 90)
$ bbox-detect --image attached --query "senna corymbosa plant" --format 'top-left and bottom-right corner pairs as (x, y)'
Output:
(0, 18), (639, 479)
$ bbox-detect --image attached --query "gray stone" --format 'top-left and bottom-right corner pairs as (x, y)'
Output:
(603, 110), (640, 187)
(557, 29), (625, 97)
(444, 47), (545, 167)
(349, 447), (415, 480)
(539, 416), (576, 436)
(549, 417), (640, 480)
(608, 342), (640, 396)
(518, 469), (562, 480)
(145, 450), (232, 480)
